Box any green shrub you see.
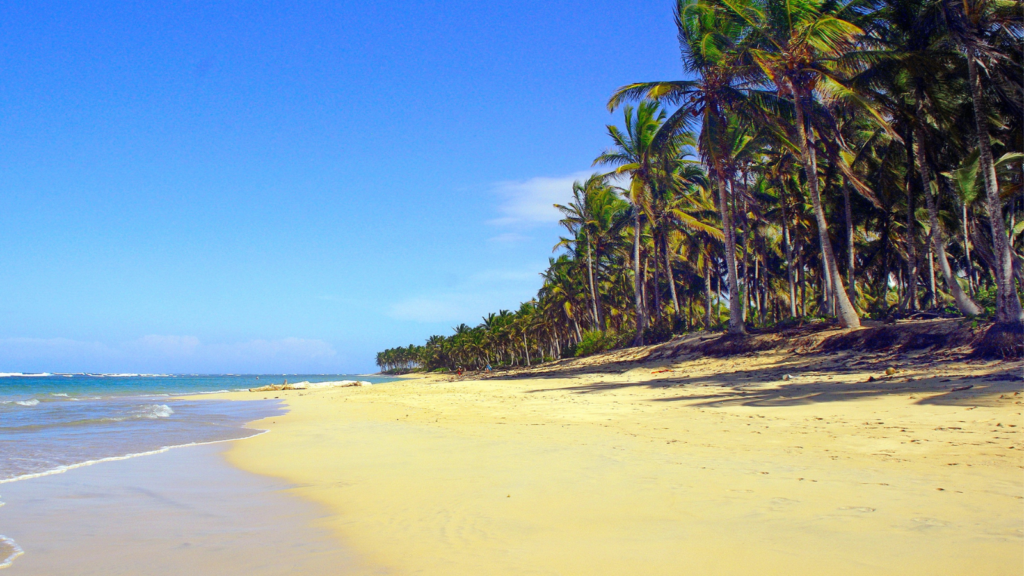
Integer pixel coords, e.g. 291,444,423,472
575,330,617,357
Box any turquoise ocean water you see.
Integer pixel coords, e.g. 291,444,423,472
0,374,396,484
0,373,396,570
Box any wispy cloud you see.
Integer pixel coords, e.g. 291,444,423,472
387,268,544,324
488,171,597,227
389,170,612,324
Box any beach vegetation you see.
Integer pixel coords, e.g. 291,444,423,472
377,0,1023,372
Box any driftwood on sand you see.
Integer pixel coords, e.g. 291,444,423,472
249,380,372,392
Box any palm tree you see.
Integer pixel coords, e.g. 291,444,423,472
554,174,626,330
650,148,724,320
857,0,985,315
378,0,1023,368
723,0,871,328
608,0,754,334
939,0,1023,324
594,101,670,343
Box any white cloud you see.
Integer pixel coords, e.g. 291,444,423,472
387,267,544,324
488,170,597,227
388,169,617,325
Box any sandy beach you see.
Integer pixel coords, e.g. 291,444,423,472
201,325,1023,576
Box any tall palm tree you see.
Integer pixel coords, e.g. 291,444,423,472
856,0,985,315
594,101,670,343
724,0,871,328
554,174,626,330
651,151,724,319
608,0,754,334
939,0,1023,324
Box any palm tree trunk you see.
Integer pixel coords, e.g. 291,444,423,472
968,56,1024,324
798,238,807,316
522,334,531,367
716,269,724,328
754,250,762,324
713,164,746,334
913,125,983,315
704,263,713,329
632,208,647,344
665,234,680,319
903,129,920,312
782,199,797,318
963,204,975,296
928,244,937,307
735,180,749,322
642,257,649,320
792,92,860,328
842,183,856,299
652,234,662,321
586,232,603,330
820,258,831,315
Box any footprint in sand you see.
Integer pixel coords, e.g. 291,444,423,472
838,506,876,513
911,517,949,529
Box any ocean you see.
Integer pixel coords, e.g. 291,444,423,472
0,373,397,485
0,373,396,570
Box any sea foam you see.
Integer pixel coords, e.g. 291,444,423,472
137,404,174,418
0,535,24,569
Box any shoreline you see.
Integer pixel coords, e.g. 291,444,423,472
0,429,270,486
0,439,360,575
205,338,1024,575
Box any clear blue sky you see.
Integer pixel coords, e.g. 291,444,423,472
0,1,682,373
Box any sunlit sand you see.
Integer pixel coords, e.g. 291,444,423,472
205,332,1023,575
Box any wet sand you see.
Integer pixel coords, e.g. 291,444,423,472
214,349,1023,575
0,442,361,575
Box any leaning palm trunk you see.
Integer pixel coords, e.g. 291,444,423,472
967,57,1024,324
792,93,860,328
962,204,975,296
713,162,746,334
665,234,681,319
913,125,983,316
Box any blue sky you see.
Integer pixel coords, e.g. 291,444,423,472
0,1,681,373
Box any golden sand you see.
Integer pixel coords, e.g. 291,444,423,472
206,349,1023,575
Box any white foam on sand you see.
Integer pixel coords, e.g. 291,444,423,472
0,535,24,569
0,430,269,485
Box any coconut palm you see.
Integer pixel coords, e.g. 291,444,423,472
938,0,1023,324
607,0,757,334
593,101,672,343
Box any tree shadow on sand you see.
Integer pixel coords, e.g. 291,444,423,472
522,357,1022,409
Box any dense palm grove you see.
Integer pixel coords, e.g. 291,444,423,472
376,0,1022,373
